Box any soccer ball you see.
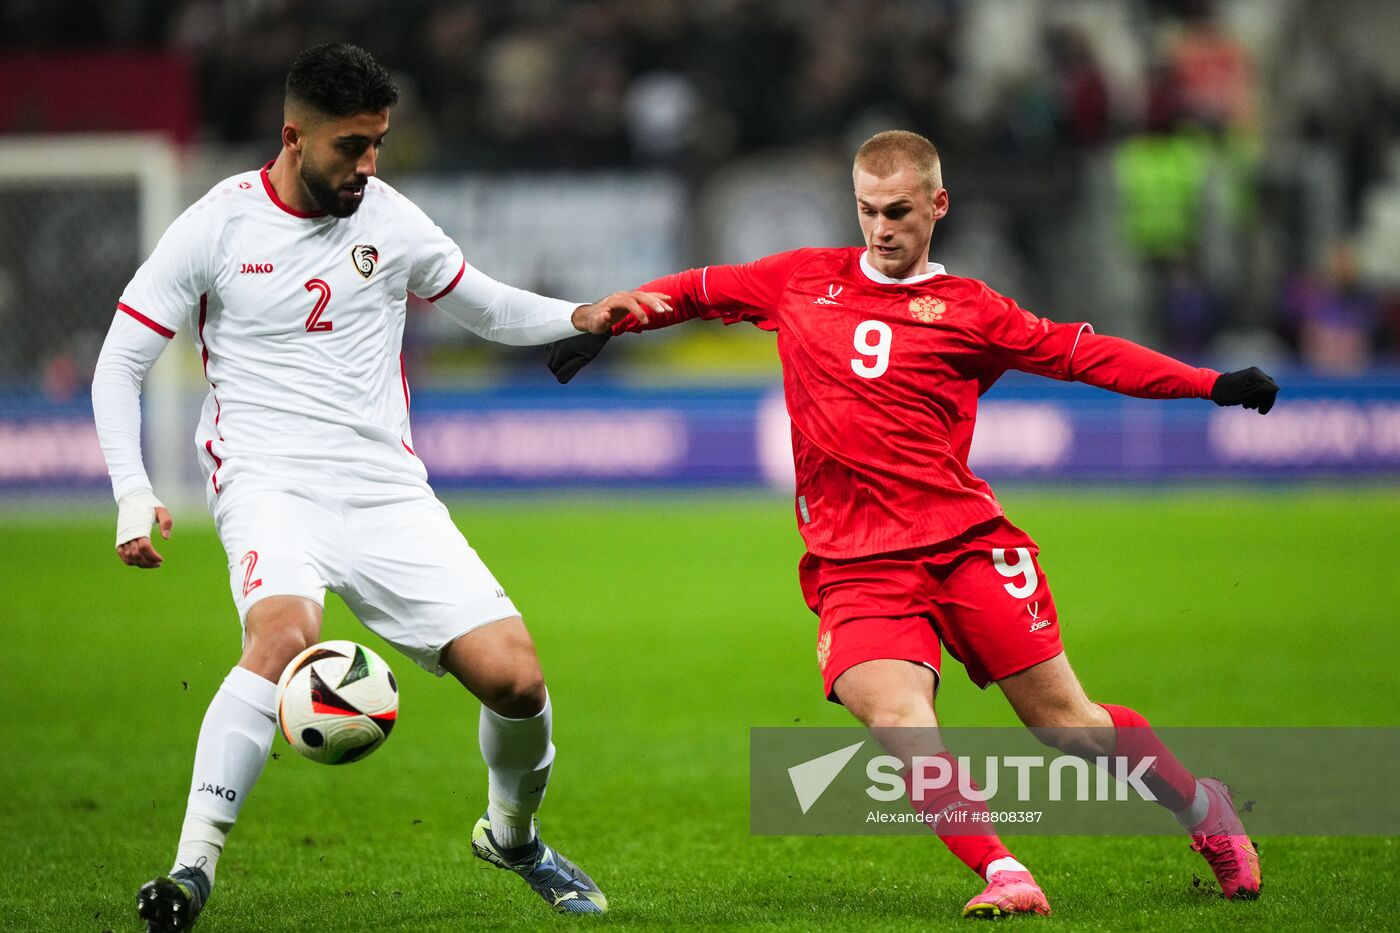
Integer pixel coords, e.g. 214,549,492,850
276,640,398,765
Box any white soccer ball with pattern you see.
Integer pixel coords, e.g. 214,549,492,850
276,640,398,765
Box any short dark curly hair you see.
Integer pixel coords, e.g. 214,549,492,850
285,43,399,118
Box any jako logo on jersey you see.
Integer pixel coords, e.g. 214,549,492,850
910,296,945,322
1027,601,1051,633
240,263,274,274
814,284,843,305
351,244,379,278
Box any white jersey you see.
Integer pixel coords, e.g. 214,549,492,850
96,162,580,503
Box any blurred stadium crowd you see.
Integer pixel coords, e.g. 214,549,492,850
4,0,1400,386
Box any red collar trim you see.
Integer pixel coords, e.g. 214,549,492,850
260,160,327,218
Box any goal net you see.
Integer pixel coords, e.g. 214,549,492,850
0,134,200,506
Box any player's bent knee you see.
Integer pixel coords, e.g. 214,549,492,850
851,689,937,731
863,706,931,730
441,615,547,716
240,628,315,681
240,597,322,681
479,671,547,719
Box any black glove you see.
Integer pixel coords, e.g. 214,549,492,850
1210,367,1278,414
547,332,611,384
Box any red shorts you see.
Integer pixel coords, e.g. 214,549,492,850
799,517,1063,701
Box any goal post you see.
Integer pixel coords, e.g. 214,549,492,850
0,134,199,508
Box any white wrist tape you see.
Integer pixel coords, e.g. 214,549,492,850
116,489,165,546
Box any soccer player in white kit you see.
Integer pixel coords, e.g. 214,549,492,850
91,44,668,931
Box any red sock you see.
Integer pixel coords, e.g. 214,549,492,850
1099,703,1197,812
905,753,1013,878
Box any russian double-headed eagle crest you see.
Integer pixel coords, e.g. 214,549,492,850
909,295,945,323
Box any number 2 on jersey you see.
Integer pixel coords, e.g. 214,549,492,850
851,320,892,378
304,278,333,332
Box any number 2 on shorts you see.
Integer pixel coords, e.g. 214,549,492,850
240,550,263,598
992,547,1038,598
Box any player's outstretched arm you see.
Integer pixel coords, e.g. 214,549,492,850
548,271,701,383
91,312,177,568
547,255,800,383
548,290,675,383
570,290,671,334
1067,332,1279,413
430,260,670,347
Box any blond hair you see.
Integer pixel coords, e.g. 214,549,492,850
853,130,943,192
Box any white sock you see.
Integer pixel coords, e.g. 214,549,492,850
1173,780,1211,830
985,857,1029,880
171,666,277,883
478,691,554,851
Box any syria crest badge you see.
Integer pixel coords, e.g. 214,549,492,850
909,295,945,323
816,631,832,673
350,244,379,279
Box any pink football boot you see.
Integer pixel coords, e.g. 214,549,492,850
1188,777,1262,900
962,870,1051,919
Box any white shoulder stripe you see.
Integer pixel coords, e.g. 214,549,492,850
1068,322,1094,369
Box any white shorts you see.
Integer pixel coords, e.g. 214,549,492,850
213,484,519,674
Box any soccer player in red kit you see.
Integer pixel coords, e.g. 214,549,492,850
549,131,1274,917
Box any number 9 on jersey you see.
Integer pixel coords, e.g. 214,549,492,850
852,320,892,378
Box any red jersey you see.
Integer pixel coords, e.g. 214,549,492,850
621,247,1218,558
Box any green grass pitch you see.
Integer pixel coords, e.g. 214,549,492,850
1,489,1397,931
